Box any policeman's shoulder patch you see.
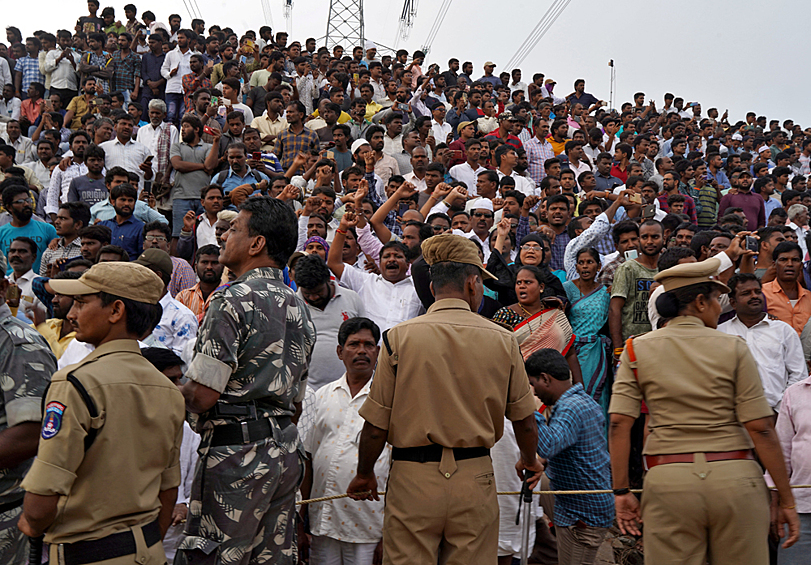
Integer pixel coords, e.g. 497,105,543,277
42,401,66,440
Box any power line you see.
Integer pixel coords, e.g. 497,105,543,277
260,0,275,28
505,0,573,69
422,0,453,54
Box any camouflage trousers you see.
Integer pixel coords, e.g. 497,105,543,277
177,436,304,565
0,505,26,565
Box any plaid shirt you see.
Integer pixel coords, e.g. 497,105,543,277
14,56,45,93
39,237,82,276
275,126,319,174
176,282,206,320
525,136,555,185
181,72,212,116
597,255,625,288
549,230,571,271
83,50,112,93
536,384,614,527
169,256,197,298
364,171,402,237
111,50,141,92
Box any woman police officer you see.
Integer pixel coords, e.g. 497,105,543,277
607,249,800,564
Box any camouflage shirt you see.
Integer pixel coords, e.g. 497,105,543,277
0,304,56,500
186,267,316,439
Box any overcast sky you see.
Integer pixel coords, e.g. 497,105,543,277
10,0,810,127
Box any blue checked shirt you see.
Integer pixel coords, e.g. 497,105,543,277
364,171,402,237
536,384,614,527
549,231,571,271
14,56,45,93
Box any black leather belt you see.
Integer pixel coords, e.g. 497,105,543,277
62,519,161,565
210,416,293,447
392,445,490,463
0,496,23,514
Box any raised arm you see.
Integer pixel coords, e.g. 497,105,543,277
326,211,358,280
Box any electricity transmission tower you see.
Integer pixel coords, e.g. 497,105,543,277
325,0,365,50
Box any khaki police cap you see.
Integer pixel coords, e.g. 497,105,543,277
48,262,165,304
457,120,475,134
654,256,730,293
421,233,496,280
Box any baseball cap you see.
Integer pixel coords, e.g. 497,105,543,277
498,110,517,121
48,262,165,304
421,233,495,280
135,248,173,281
483,61,496,68
544,78,556,85
457,120,475,134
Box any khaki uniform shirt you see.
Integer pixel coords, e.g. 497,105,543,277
359,298,537,449
22,339,185,544
609,316,774,455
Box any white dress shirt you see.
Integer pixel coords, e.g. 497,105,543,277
339,268,424,334
303,374,391,543
136,121,179,180
430,119,452,144
195,214,218,247
403,171,427,193
161,46,192,94
717,315,806,410
99,137,153,192
449,162,486,196
0,58,11,92
497,170,537,197
43,48,80,90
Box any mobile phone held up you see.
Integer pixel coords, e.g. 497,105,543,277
204,125,216,135
745,236,758,253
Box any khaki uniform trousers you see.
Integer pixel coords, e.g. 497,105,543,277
641,454,770,565
49,525,166,565
382,451,498,565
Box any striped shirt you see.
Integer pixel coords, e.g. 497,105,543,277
169,256,197,298
46,162,89,216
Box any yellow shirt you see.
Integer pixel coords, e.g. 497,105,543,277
365,101,383,121
36,318,75,359
66,95,91,130
250,114,289,152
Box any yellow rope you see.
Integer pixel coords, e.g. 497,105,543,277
297,485,811,505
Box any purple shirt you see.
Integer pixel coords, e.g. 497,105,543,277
718,191,766,230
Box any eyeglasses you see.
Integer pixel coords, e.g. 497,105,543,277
520,245,543,251
145,235,168,242
471,212,493,219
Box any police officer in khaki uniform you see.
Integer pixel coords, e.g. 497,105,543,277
608,255,801,564
18,262,186,565
347,233,543,565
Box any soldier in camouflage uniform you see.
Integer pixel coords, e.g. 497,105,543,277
0,281,57,564
179,196,316,565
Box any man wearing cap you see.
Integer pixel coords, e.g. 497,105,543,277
484,110,524,151
465,198,496,262
136,248,199,357
478,62,501,88
609,256,800,564
447,120,476,167
19,262,185,565
347,233,542,565
177,196,316,564
540,79,566,105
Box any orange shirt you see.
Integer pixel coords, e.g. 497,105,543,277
762,279,811,335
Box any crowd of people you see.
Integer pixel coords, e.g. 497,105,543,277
0,2,810,565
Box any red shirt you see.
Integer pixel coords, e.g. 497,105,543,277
484,129,523,151
611,163,628,183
